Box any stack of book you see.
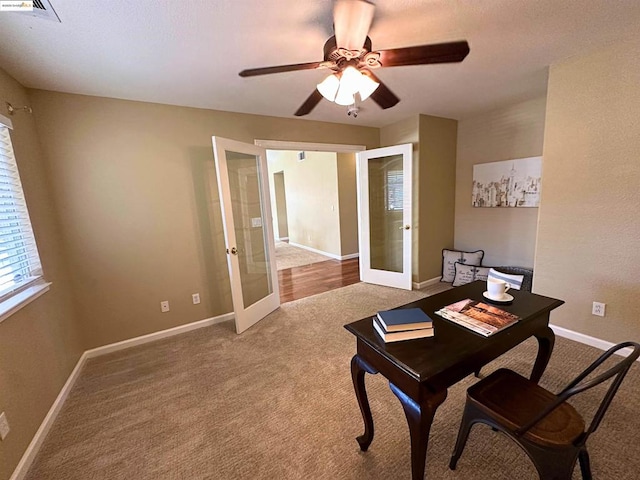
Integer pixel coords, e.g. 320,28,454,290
373,308,434,342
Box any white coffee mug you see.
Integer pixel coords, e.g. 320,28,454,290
487,278,510,299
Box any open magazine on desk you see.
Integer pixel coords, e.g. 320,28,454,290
435,298,521,337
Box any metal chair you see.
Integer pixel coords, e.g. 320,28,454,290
449,341,640,479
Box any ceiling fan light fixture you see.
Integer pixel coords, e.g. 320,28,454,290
358,71,379,101
317,74,340,101
339,66,363,96
334,85,355,106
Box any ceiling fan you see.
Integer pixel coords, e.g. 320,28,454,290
239,0,470,117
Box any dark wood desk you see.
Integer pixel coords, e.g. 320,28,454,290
344,281,564,480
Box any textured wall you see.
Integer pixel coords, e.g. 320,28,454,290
455,97,546,268
266,150,341,256
28,90,379,349
535,37,640,341
0,70,83,480
336,152,359,256
419,114,457,279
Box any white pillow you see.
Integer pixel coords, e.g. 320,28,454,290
441,249,484,283
453,263,491,287
488,268,524,290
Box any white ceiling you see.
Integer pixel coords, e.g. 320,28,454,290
0,0,639,128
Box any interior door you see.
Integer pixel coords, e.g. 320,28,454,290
357,143,413,290
211,136,280,333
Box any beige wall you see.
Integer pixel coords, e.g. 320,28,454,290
336,152,359,256
31,91,378,348
418,114,457,279
455,97,546,268
28,89,379,349
272,172,288,239
266,150,342,256
0,71,83,480
535,37,640,341
380,115,458,283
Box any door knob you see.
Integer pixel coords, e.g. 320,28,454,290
399,225,411,230
226,247,238,255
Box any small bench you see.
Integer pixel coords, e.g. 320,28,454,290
493,266,534,292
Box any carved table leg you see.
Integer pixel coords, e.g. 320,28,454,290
390,383,447,480
531,326,555,383
350,354,378,451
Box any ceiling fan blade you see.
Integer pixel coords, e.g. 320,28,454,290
333,0,375,50
378,40,470,67
363,70,400,109
294,90,324,116
239,61,322,77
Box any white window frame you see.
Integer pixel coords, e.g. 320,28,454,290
0,113,50,323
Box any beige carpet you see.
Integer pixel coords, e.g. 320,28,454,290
25,283,640,480
275,241,333,270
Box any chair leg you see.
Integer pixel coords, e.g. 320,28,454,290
578,448,592,480
449,407,476,470
522,441,580,480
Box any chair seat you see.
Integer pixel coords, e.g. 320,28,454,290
468,368,585,448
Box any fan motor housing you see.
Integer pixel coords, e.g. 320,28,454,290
323,35,373,63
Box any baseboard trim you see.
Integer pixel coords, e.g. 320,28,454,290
10,350,88,480
9,312,235,480
550,324,639,361
289,242,350,260
84,313,235,358
340,252,360,261
412,276,442,290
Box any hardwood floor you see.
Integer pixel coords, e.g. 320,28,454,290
278,258,360,303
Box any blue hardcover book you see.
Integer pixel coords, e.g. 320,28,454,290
376,308,433,332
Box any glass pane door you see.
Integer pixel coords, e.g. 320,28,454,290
212,137,280,333
225,151,273,308
368,154,404,273
357,144,412,290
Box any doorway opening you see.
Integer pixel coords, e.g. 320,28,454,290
258,140,364,303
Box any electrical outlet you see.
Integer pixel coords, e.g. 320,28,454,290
192,293,200,305
160,301,170,313
0,412,10,441
592,302,606,317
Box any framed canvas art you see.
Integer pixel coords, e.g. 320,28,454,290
472,156,542,207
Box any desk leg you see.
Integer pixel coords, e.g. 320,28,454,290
350,355,378,451
390,383,447,480
531,326,555,383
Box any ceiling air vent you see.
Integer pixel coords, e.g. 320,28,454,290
19,0,61,22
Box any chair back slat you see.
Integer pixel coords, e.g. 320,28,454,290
516,342,640,441
583,344,639,437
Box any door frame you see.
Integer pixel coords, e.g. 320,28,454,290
255,139,416,289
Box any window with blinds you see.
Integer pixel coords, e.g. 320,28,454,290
386,169,403,211
0,119,44,303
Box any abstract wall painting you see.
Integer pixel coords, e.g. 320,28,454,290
472,156,542,208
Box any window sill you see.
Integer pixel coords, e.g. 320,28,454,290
0,282,52,324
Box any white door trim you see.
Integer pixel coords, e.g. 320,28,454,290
254,139,366,153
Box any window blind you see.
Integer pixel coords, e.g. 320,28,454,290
0,123,43,302
386,169,403,211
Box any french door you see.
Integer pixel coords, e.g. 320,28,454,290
211,137,280,333
357,144,413,290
